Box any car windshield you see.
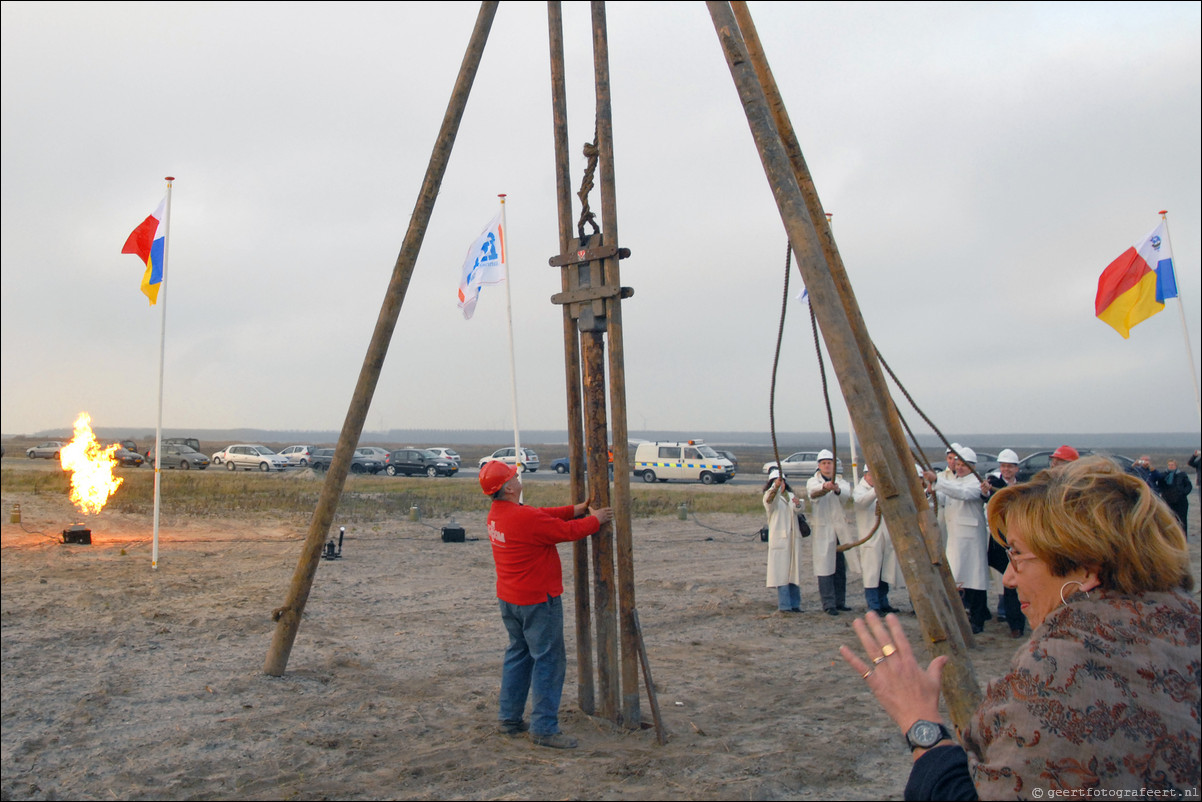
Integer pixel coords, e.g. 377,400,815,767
419,450,439,459
445,450,459,456
697,445,720,458
252,446,275,455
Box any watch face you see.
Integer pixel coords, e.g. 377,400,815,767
909,720,943,748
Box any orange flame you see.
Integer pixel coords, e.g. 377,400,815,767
59,413,123,515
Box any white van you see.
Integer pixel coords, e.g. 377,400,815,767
633,440,736,485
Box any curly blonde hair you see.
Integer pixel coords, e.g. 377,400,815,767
987,456,1193,594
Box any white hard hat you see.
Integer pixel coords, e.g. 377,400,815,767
998,448,1019,464
817,449,834,461
946,442,962,455
956,446,978,464
768,467,782,480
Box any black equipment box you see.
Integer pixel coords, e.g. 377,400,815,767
63,525,92,545
441,525,465,543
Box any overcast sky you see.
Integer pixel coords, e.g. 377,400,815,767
2,1,1199,441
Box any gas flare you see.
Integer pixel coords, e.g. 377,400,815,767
59,413,123,515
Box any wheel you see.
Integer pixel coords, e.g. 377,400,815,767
700,472,715,485
259,462,270,472
180,461,190,470
226,460,236,471
386,465,398,476
212,456,222,465
351,463,364,474
426,466,438,478
27,451,35,459
642,470,657,483
555,464,568,474
299,459,308,467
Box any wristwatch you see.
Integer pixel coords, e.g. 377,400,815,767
905,719,952,751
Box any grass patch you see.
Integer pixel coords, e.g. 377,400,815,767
2,467,766,522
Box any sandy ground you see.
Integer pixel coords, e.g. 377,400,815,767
2,481,1199,801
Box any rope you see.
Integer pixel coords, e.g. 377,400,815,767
808,295,838,461
576,130,600,240
768,241,792,473
875,346,982,483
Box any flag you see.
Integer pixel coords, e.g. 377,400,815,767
121,197,167,305
457,212,506,320
1095,221,1176,338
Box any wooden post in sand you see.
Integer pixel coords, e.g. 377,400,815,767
545,0,642,729
708,1,983,732
263,1,499,677
547,1,595,716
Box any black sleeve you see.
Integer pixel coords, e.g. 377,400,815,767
904,745,978,801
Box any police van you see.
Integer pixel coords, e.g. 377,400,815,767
633,440,736,485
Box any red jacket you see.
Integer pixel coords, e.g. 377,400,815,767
486,501,599,605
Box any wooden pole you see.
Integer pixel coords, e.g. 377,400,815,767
709,1,982,731
263,1,499,677
546,0,595,716
590,0,641,729
724,5,974,647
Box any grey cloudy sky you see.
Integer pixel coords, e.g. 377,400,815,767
2,1,1199,440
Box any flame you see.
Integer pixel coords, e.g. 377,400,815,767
59,413,123,515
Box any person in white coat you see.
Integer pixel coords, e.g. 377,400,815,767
924,446,990,633
807,450,857,615
852,466,902,614
763,468,805,612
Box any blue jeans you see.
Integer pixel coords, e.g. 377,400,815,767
776,583,801,611
498,594,566,737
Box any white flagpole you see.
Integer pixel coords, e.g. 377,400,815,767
498,194,524,476
1159,210,1201,423
152,176,174,569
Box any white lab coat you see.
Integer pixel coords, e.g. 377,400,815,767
935,473,990,591
764,485,804,588
806,472,859,577
852,477,902,589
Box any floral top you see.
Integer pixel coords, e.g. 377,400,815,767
963,589,1201,799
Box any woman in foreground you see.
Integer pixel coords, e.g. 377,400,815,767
841,457,1200,799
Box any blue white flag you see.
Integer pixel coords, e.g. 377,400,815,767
457,212,506,320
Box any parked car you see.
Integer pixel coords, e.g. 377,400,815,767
384,448,458,477
113,446,145,467
278,445,317,467
151,444,210,470
26,441,66,460
549,452,614,476
761,451,844,478
427,447,461,467
213,444,288,472
1014,449,1091,483
714,450,739,474
310,448,380,474
479,447,540,472
164,437,201,453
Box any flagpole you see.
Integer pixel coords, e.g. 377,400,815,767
498,194,524,477
1159,210,1201,423
152,176,174,569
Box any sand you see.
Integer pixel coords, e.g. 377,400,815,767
2,480,1198,801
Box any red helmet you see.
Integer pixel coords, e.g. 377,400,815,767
1051,445,1079,462
479,460,519,495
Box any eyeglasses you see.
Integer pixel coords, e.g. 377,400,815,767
1005,546,1040,572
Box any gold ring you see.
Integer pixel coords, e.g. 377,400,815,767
861,668,874,679
872,655,887,665
881,643,898,657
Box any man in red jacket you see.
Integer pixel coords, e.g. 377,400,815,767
480,460,613,749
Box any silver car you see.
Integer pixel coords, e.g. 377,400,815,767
215,444,289,472
26,441,66,459
278,445,317,467
761,451,845,478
